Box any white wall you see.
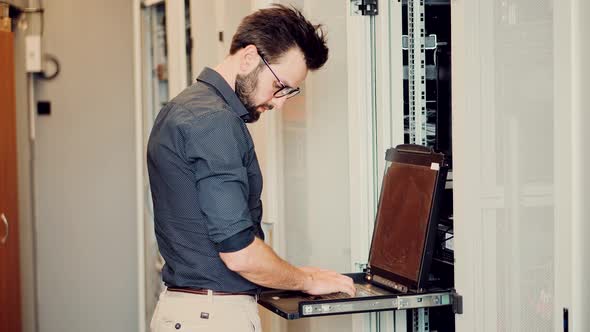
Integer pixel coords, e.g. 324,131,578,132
190,0,219,77
16,1,139,331
190,0,252,77
279,0,353,331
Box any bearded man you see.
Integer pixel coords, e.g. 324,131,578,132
146,5,355,332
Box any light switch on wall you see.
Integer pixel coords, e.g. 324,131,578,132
25,35,42,73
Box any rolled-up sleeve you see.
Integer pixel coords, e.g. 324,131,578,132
185,110,255,252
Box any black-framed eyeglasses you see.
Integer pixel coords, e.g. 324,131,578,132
259,54,301,99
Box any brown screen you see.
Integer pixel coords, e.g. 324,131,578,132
369,162,437,283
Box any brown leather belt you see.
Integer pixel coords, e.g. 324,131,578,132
167,287,255,297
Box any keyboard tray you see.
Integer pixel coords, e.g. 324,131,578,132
258,273,461,319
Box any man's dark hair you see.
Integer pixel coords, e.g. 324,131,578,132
229,4,329,70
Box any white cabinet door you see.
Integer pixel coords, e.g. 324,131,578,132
450,0,590,330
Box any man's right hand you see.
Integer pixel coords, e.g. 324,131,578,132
300,266,356,297
220,238,357,296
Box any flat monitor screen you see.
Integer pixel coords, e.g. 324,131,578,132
368,161,438,286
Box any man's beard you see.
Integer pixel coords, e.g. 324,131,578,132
235,65,272,123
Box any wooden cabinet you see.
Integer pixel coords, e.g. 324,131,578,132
0,30,22,332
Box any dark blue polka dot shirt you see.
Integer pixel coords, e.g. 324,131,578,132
147,67,264,293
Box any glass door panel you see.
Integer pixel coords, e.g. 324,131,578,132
452,1,555,331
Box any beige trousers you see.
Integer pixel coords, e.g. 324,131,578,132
150,288,262,332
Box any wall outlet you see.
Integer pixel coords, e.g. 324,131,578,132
25,35,42,73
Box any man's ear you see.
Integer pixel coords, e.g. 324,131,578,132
238,44,260,75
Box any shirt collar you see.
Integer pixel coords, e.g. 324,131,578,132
196,67,253,122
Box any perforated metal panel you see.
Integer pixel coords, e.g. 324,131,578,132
454,0,556,331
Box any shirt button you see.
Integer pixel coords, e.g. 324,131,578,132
175,322,181,329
